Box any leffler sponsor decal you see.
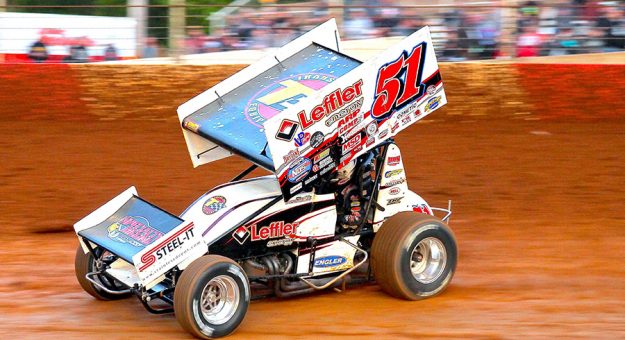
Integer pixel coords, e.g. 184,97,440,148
314,255,347,268
232,221,299,245
108,216,163,247
296,79,363,130
371,43,427,120
137,222,195,272
202,196,227,215
287,157,312,183
387,156,401,166
385,169,404,178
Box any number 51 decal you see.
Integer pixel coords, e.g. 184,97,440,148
371,42,427,120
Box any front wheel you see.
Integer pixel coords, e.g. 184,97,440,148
371,212,457,300
74,245,132,300
174,255,250,339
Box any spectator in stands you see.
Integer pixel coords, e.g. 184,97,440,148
103,44,118,61
344,8,377,40
63,45,89,63
142,37,160,58
27,39,48,63
185,28,207,54
516,24,543,57
595,3,625,51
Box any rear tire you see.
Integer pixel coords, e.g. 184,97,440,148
174,255,250,339
74,245,131,300
371,212,457,300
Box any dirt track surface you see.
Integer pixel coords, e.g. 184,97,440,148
2,118,625,338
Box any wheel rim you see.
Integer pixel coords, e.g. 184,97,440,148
410,236,447,284
200,275,240,325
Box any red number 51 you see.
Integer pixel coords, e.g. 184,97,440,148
371,42,426,119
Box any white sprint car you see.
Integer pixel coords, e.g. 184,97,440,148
73,19,457,339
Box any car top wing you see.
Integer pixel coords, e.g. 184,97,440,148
177,19,354,170
263,27,446,200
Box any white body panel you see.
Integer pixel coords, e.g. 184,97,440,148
263,26,447,199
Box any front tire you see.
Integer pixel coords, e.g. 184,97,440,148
174,255,250,339
371,212,457,300
74,245,131,300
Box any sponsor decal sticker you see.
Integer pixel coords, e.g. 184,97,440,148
297,79,364,130
286,195,312,205
314,255,347,268
245,73,334,128
289,182,302,194
287,157,312,183
276,119,299,141
313,148,331,163
389,187,401,195
310,131,324,148
385,169,404,178
387,155,401,166
413,204,431,214
391,121,400,134
378,129,389,139
424,95,441,112
202,196,227,215
366,121,378,136
387,197,403,205
427,85,436,96
233,221,299,245
384,178,405,187
366,136,376,147
401,115,412,125
136,222,198,273
342,134,361,154
183,120,200,132
293,131,311,147
283,148,300,164
108,216,164,247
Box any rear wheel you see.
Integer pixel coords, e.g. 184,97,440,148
371,212,457,300
74,245,131,300
174,255,250,339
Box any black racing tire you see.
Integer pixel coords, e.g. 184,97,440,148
371,212,457,300
174,255,250,339
74,245,132,300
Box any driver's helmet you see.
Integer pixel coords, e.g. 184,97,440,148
337,160,356,185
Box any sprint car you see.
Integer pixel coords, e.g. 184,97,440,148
73,19,457,339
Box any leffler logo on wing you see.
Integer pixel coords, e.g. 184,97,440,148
276,119,299,142
138,222,195,272
245,73,335,128
108,216,163,247
287,157,312,183
233,221,299,245
202,196,226,215
371,42,427,120
296,80,363,130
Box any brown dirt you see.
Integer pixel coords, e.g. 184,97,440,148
1,117,625,338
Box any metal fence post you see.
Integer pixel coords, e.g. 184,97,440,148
128,0,148,59
169,0,186,59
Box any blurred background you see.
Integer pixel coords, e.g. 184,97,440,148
1,0,624,63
